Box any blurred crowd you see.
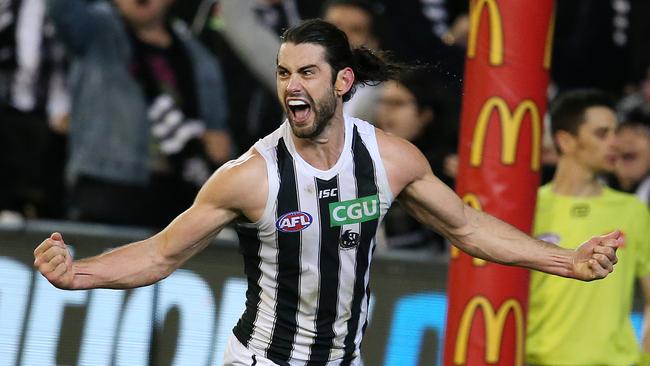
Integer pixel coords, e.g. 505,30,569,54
1,0,649,252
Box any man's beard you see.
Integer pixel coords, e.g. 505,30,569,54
289,88,337,139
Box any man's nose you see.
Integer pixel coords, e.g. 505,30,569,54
286,75,303,93
608,136,621,155
608,133,619,147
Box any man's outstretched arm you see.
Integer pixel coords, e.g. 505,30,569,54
33,150,267,290
378,130,620,281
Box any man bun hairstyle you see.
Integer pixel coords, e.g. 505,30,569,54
281,19,408,102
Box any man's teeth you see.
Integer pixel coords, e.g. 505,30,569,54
288,100,308,107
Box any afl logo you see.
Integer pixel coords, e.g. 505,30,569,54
276,211,313,232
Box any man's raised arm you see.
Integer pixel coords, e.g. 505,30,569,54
33,150,268,290
377,130,620,281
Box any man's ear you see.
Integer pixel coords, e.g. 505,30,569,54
335,67,355,96
555,130,576,155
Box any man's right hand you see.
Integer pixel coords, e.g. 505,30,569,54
34,232,75,289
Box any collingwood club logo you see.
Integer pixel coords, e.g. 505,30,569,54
339,229,360,250
329,195,379,249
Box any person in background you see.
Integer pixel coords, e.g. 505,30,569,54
379,0,466,134
373,70,455,251
47,0,231,228
609,108,650,206
618,64,650,120
202,0,299,154
0,0,68,221
526,89,650,366
551,1,630,96
322,0,378,50
322,0,383,122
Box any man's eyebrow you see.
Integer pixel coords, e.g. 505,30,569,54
297,64,319,72
276,64,320,73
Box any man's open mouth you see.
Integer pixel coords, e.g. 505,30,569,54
287,99,312,123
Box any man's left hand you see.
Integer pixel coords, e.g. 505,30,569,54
573,230,622,281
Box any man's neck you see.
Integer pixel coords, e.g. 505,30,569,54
550,157,603,197
292,114,346,171
617,177,637,192
133,22,171,48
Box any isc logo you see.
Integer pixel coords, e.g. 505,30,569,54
276,211,313,232
318,188,338,199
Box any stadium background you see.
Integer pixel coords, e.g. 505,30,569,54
0,221,645,365
2,0,650,365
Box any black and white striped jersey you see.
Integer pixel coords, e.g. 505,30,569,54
233,116,394,365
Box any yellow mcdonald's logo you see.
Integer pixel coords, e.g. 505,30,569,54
454,296,524,366
470,97,541,171
543,6,556,70
451,194,486,266
467,0,504,66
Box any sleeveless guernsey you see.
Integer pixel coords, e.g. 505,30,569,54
232,116,393,365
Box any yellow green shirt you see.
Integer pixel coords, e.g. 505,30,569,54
526,185,650,366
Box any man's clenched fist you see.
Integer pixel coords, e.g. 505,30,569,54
33,232,74,289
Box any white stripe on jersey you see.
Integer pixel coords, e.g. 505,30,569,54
330,162,360,357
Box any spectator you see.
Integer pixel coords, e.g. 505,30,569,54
377,0,465,143
609,109,650,205
322,0,379,51
322,0,384,122
550,0,639,96
217,0,299,94
618,64,650,120
526,89,650,366
203,0,299,154
373,71,455,251
0,0,68,220
625,0,650,92
47,0,230,228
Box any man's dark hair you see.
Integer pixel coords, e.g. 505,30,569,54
280,19,408,102
550,89,616,137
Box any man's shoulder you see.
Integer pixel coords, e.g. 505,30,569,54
536,184,645,207
194,149,268,217
205,149,267,196
537,183,553,194
253,122,287,155
347,115,375,134
223,149,267,176
374,127,432,188
374,128,424,159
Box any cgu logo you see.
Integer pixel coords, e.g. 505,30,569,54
276,211,313,232
329,194,380,227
